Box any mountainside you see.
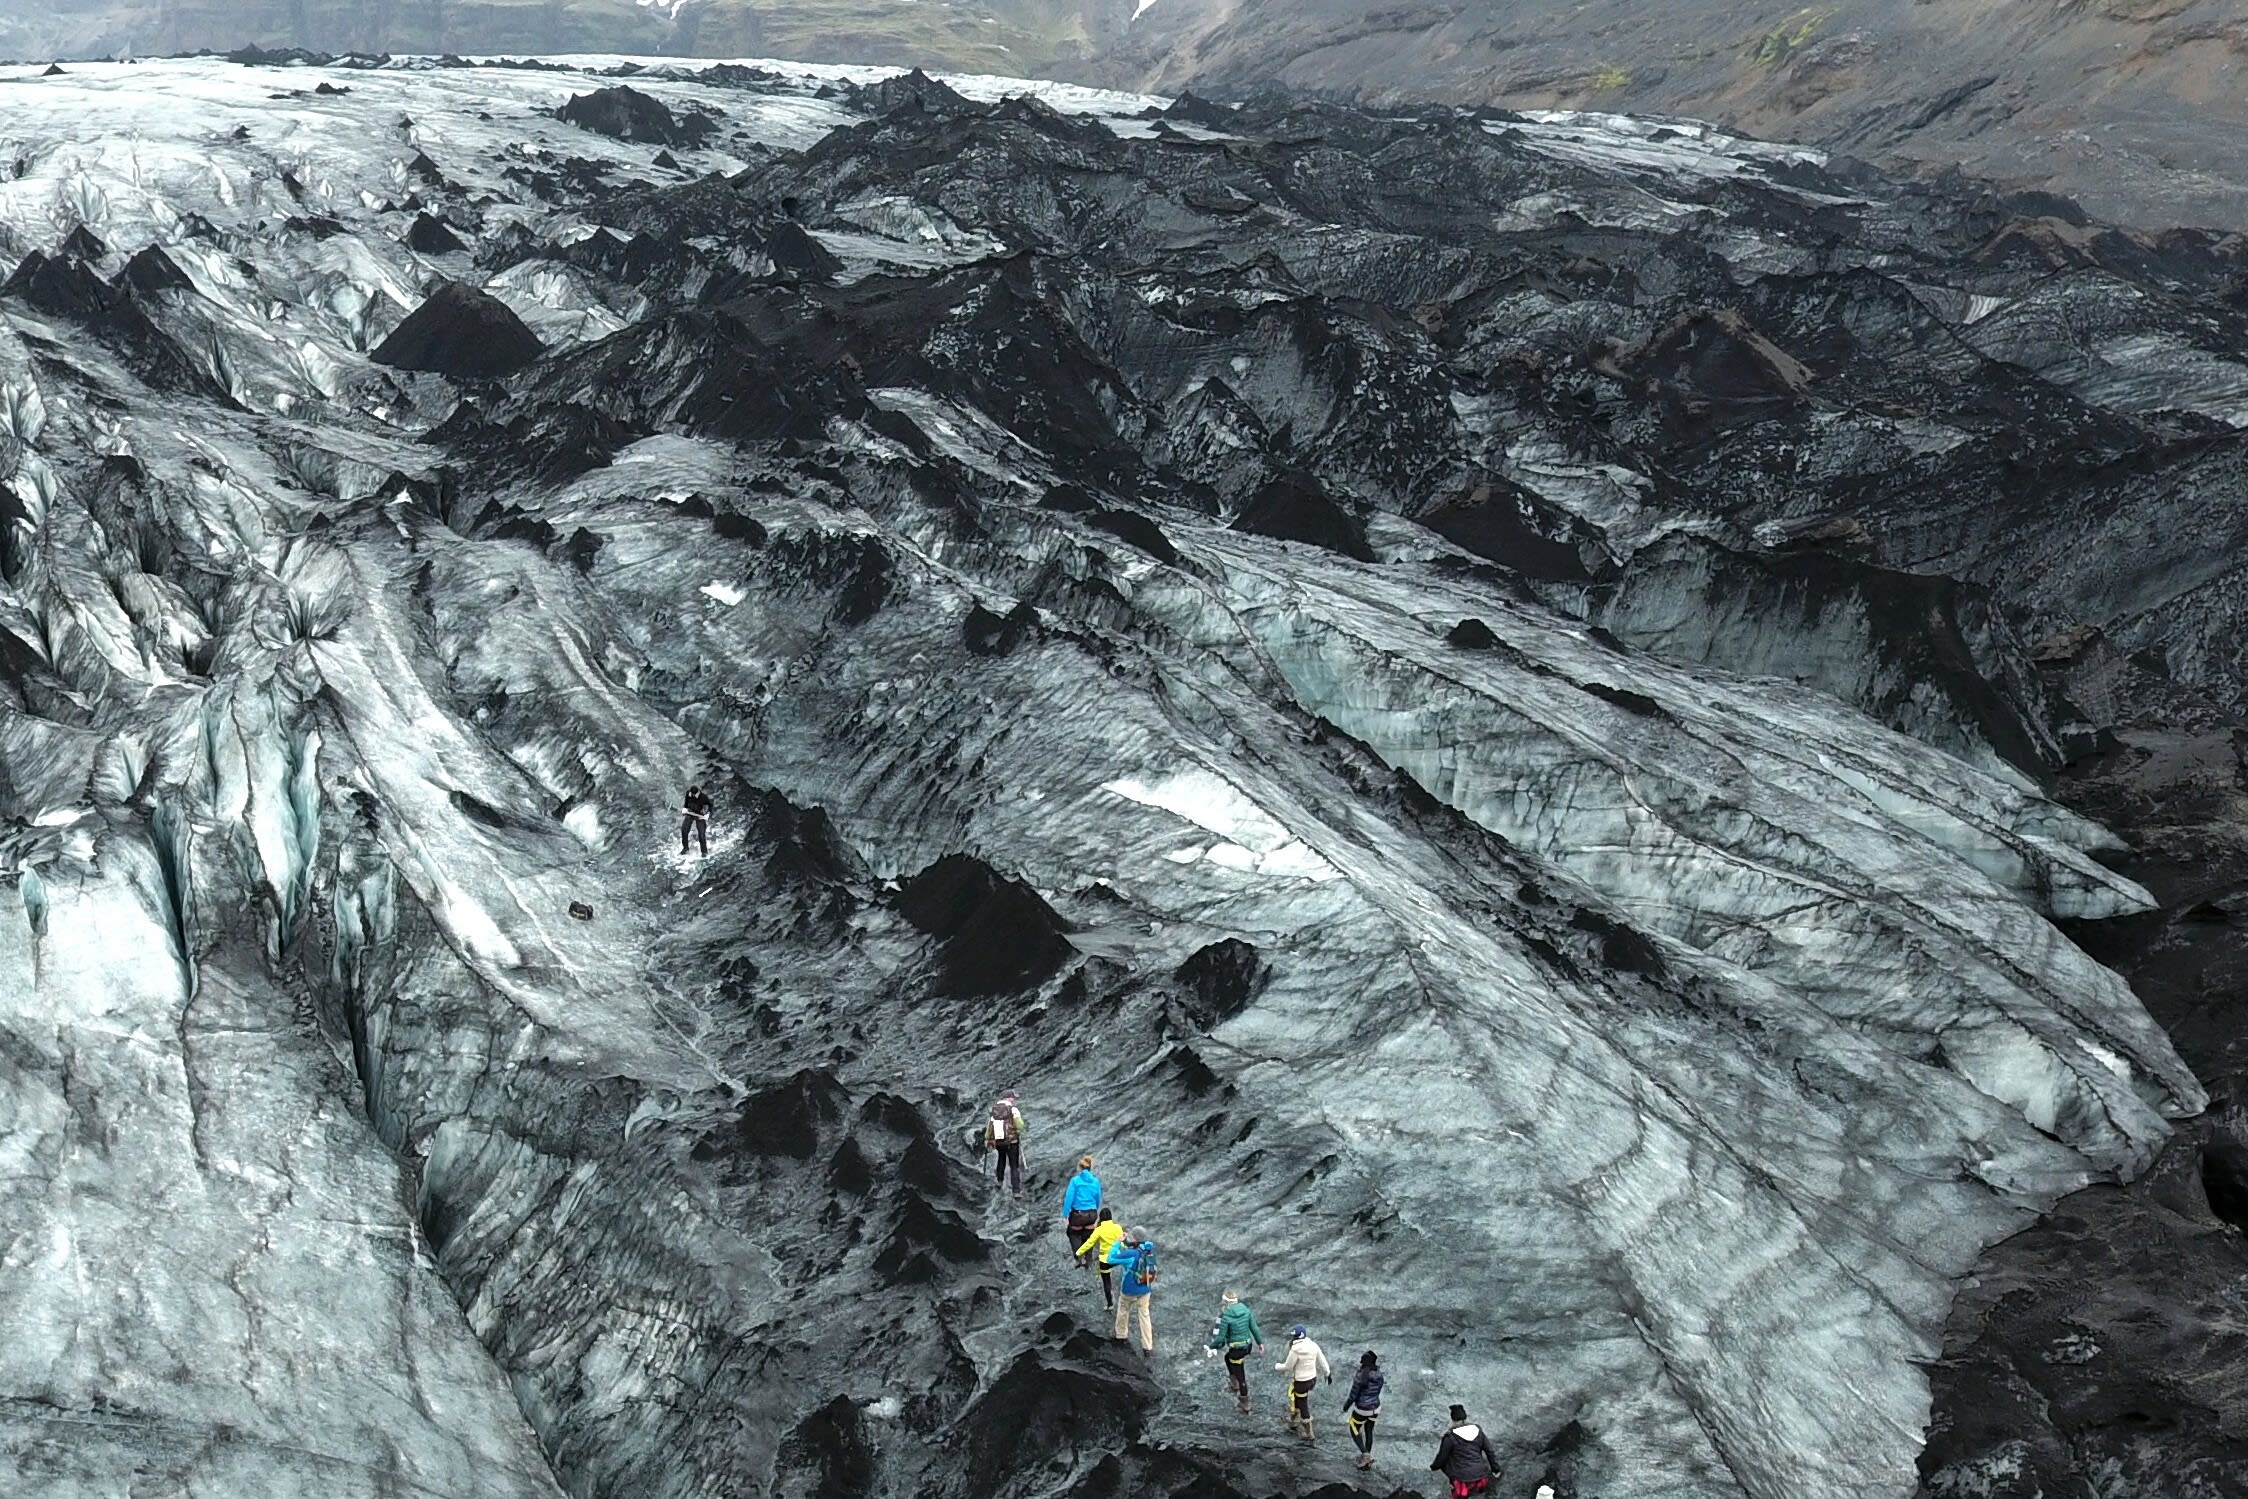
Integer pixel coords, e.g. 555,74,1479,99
9,1,2248,229
0,0,1130,83
1,52,2245,1499
1120,0,2248,234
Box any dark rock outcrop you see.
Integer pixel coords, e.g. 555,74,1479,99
119,245,193,296
557,85,717,148
1232,472,1375,562
405,213,468,254
895,854,1075,999
849,68,980,119
371,281,543,378
1173,939,1263,1030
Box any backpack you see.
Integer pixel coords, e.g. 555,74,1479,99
1131,1244,1159,1285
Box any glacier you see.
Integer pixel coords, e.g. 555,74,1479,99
0,50,2239,1499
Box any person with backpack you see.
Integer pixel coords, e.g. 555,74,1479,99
1108,1230,1158,1354
680,784,713,856
1340,1350,1385,1469
1204,1290,1265,1413
1062,1155,1103,1264
1272,1324,1331,1440
985,1091,1025,1194
1430,1405,1503,1497
1076,1208,1126,1309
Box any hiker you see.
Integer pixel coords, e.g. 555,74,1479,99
1272,1324,1330,1440
1062,1155,1103,1263
1108,1229,1158,1354
1077,1208,1125,1308
1430,1405,1503,1497
985,1091,1025,1194
680,784,712,855
1204,1290,1264,1413
1341,1350,1385,1470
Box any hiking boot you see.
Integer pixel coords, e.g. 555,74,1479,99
1235,1397,1250,1415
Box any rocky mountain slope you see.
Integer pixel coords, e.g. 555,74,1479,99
1120,0,2248,232
1,0,1131,85
10,1,2248,229
1,53,2244,1499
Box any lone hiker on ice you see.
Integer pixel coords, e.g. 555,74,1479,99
1109,1229,1158,1354
1430,1405,1503,1497
1062,1155,1103,1263
1077,1207,1125,1309
1273,1324,1331,1439
986,1091,1025,1194
1340,1349,1385,1470
1204,1289,1264,1413
680,783,713,856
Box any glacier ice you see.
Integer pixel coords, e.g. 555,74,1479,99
0,50,2228,1499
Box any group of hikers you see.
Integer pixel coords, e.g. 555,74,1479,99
986,1094,1533,1496
672,799,1523,1495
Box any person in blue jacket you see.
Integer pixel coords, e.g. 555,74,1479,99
1341,1349,1385,1470
1062,1155,1103,1266
1108,1230,1158,1353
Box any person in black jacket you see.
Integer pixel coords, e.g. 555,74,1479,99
1430,1405,1502,1497
1341,1350,1384,1470
680,784,712,856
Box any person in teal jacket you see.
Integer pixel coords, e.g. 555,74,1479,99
1204,1290,1265,1413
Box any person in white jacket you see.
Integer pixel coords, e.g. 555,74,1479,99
1272,1324,1331,1439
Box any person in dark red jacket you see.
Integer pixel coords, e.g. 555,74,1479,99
1430,1405,1502,1496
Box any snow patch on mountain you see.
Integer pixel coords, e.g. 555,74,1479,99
1101,769,1342,882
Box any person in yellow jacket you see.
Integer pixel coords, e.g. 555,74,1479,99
1075,1208,1125,1310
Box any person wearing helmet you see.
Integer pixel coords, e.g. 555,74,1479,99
1272,1324,1330,1439
1204,1290,1265,1413
1430,1404,1503,1496
1340,1349,1385,1469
